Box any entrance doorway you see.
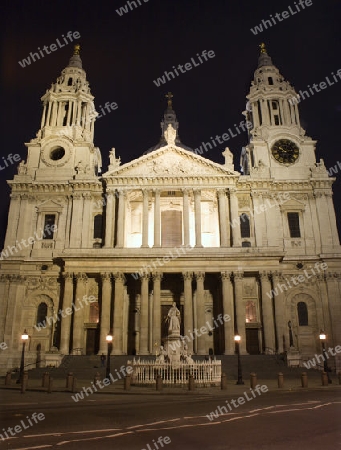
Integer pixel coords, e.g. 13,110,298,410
246,328,260,354
86,327,99,355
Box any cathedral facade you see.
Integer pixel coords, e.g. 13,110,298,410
1,45,340,374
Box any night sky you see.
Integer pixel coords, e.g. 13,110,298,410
1,0,340,248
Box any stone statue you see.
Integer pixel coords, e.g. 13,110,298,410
75,160,85,174
185,353,194,364
109,148,121,169
167,302,181,333
156,345,167,363
18,161,27,175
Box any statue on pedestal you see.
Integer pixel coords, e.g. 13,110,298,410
167,302,181,333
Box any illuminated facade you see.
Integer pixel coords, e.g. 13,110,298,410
0,45,340,373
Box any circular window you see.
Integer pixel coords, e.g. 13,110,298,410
50,147,65,161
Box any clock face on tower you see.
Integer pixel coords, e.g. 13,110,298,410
271,139,299,164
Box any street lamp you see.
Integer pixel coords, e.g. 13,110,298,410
319,330,332,384
17,330,29,384
234,333,244,385
106,332,113,380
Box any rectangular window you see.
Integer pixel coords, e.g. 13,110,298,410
287,212,300,238
43,214,56,240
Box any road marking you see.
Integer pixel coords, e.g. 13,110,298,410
24,429,122,438
12,446,52,450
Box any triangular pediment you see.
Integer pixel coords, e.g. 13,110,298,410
103,145,238,178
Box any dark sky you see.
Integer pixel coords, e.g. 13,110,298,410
1,0,341,247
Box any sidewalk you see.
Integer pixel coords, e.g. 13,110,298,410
1,371,340,406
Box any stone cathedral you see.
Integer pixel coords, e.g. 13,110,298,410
0,44,340,374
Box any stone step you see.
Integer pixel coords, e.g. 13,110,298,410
18,354,326,381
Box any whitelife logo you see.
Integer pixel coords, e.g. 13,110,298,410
18,31,81,68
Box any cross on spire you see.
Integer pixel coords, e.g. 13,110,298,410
165,92,173,108
259,43,267,54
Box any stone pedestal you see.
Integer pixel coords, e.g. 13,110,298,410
287,348,301,368
164,332,181,366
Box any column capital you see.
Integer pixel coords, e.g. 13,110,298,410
193,189,201,197
113,272,126,284
152,272,163,282
100,272,112,281
83,193,93,200
182,271,193,281
62,272,73,281
141,273,150,281
233,270,244,281
195,271,205,281
117,189,127,198
259,271,271,281
75,272,87,283
271,270,283,281
217,188,227,198
221,271,232,282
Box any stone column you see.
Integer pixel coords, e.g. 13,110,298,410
98,273,112,354
217,189,228,247
259,272,276,352
16,195,30,249
70,193,84,248
142,189,149,248
252,192,267,247
195,272,206,354
81,193,92,247
116,190,126,248
234,271,246,354
271,272,286,353
152,273,162,348
183,189,190,246
153,190,161,247
0,276,9,343
317,273,333,345
194,190,202,247
104,191,116,248
59,273,74,354
72,273,87,354
221,272,235,354
229,189,241,247
183,272,193,352
139,274,149,354
3,194,21,249
113,272,125,355
326,273,341,348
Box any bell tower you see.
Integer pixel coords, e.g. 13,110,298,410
23,44,102,181
241,43,317,180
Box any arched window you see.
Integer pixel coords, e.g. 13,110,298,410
245,301,257,323
93,214,103,239
68,77,73,86
240,214,250,238
36,303,48,326
297,302,308,326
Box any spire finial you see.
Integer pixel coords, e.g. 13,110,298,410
259,43,267,54
73,44,81,56
165,92,173,108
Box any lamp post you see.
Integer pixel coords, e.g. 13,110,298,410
17,330,29,384
234,333,244,385
319,331,332,384
106,332,113,381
